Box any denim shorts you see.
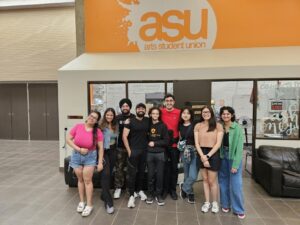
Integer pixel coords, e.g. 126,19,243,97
70,150,97,169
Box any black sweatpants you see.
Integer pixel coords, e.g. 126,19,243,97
127,148,147,196
147,152,165,197
100,149,115,207
163,147,180,193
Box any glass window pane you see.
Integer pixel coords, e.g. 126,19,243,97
128,83,165,113
212,81,253,144
167,82,173,94
256,80,300,139
89,83,126,114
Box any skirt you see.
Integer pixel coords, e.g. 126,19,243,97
199,147,221,171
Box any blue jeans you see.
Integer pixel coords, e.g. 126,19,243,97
218,149,245,214
69,150,97,169
182,150,200,195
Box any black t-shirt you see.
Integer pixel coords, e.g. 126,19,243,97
223,132,229,147
116,113,135,148
179,123,195,145
124,117,149,149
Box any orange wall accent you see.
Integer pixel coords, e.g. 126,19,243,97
85,0,300,52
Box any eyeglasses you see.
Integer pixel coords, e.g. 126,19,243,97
89,114,98,120
202,111,211,114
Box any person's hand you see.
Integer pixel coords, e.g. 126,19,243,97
203,161,211,168
80,148,89,155
127,150,131,157
148,141,154,147
231,168,237,174
124,119,130,124
201,155,208,163
97,162,103,172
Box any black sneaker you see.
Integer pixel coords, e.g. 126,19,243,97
162,191,168,200
146,195,154,204
170,190,178,200
179,183,187,199
156,196,165,206
187,194,195,204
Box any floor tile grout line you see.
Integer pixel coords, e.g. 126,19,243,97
176,198,179,225
154,199,158,225
247,198,267,225
282,200,300,218
194,202,201,225
132,198,142,225
24,190,77,224
111,195,126,225
45,191,78,225
262,198,288,225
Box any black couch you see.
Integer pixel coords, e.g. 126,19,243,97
254,145,300,197
64,156,149,189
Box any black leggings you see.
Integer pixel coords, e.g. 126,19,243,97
100,147,116,207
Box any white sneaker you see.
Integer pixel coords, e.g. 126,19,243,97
76,202,86,213
106,204,114,214
201,202,211,213
127,195,135,208
81,205,93,217
138,190,147,201
114,188,121,199
211,201,219,213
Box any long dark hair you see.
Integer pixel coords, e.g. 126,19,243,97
89,111,101,147
200,105,216,132
179,107,194,126
148,107,162,122
219,106,236,122
100,108,117,132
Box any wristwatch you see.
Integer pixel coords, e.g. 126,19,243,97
206,154,210,159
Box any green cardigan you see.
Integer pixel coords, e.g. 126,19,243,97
220,121,244,169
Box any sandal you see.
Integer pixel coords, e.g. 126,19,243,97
76,202,86,213
82,205,93,217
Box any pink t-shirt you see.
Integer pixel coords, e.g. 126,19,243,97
69,123,103,151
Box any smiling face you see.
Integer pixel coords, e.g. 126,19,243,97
121,103,130,115
150,109,160,121
201,107,211,121
221,109,233,123
105,110,115,123
181,109,191,122
87,112,99,126
164,96,175,110
136,107,146,118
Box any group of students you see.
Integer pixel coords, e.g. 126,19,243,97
66,94,245,219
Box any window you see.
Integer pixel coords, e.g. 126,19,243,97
128,82,165,113
89,81,172,114
256,80,300,139
89,83,126,114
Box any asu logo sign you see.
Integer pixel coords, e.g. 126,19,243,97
118,0,217,51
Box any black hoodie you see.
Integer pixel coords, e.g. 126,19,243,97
147,121,169,153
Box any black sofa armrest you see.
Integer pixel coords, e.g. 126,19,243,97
255,158,283,196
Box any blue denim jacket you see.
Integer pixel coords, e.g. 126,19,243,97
103,127,118,149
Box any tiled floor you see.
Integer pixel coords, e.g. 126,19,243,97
0,140,299,225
